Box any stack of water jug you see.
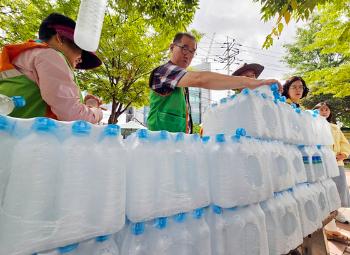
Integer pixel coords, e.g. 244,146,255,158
0,84,341,255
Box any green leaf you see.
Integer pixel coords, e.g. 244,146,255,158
290,0,298,10
278,22,284,34
284,11,291,24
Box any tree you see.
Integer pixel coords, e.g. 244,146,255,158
282,1,350,126
252,0,349,48
301,94,350,127
0,0,199,123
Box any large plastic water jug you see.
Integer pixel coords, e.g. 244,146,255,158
322,179,341,212
268,141,295,192
292,184,322,237
223,204,269,255
74,0,108,51
260,191,303,255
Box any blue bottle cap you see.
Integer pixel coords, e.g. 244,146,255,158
58,243,79,254
175,132,185,142
230,94,236,100
96,235,110,242
131,222,145,235
137,129,148,139
159,130,169,140
312,110,319,118
154,217,167,229
11,96,26,108
193,208,204,219
72,120,91,135
261,93,267,99
273,91,280,98
291,103,297,109
271,83,279,92
201,136,210,144
280,96,287,103
295,108,301,114
174,212,186,223
220,98,227,104
215,133,225,143
104,124,120,136
212,205,223,214
235,128,246,137
316,145,322,149
242,88,250,95
297,144,305,149
32,117,57,132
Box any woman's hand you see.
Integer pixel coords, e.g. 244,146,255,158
336,153,348,161
84,94,102,108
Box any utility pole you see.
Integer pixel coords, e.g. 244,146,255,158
217,36,240,97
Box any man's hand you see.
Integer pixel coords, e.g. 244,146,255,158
254,79,282,93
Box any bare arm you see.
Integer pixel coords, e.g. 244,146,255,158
178,71,281,90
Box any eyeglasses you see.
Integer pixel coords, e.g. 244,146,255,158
290,85,304,90
175,44,196,55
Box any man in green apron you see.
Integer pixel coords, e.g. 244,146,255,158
147,32,281,133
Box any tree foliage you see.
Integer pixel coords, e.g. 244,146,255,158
253,0,349,48
282,1,350,126
302,94,350,127
0,0,199,123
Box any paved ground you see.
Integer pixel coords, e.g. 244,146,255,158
328,169,350,255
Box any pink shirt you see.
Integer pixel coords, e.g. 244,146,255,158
13,48,103,124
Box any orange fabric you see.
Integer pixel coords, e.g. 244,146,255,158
0,40,57,119
0,40,48,71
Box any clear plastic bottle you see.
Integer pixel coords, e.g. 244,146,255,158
56,120,96,238
3,117,60,221
167,213,197,255
0,116,16,204
126,129,156,222
209,134,235,207
121,222,149,255
0,94,25,115
205,205,226,255
187,208,211,255
92,124,125,232
74,0,108,51
79,235,120,255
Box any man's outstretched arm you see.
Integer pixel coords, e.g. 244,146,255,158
178,71,281,91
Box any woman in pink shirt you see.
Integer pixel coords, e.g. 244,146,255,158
0,13,103,123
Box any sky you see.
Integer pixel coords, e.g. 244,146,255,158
189,0,303,103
